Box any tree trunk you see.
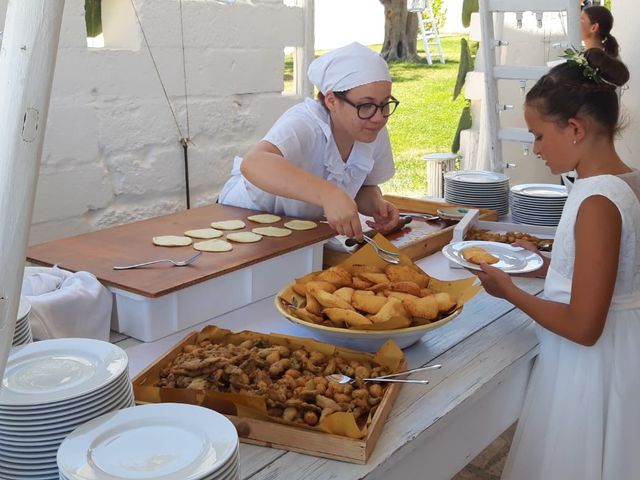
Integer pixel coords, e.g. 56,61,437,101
379,0,420,62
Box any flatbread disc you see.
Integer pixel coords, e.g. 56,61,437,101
152,235,193,247
184,228,223,239
210,220,246,230
252,227,292,238
193,239,233,252
283,220,318,231
247,214,282,224
226,232,263,243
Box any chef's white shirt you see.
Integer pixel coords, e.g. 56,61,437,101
218,97,395,219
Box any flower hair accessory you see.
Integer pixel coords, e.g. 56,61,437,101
561,47,616,86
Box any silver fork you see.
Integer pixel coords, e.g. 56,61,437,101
113,251,202,270
361,236,400,264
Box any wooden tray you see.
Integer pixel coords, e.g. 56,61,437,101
133,328,404,464
323,195,498,267
26,204,335,298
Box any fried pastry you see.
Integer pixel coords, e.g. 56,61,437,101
384,265,430,288
312,289,354,310
369,297,410,324
402,295,439,321
433,292,456,312
323,307,372,327
351,290,388,314
461,246,499,265
317,266,352,287
333,287,355,303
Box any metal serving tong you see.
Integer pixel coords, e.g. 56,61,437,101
325,364,442,385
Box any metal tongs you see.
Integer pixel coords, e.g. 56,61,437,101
399,212,441,221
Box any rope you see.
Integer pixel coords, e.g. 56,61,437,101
129,0,193,209
128,0,185,140
179,0,190,140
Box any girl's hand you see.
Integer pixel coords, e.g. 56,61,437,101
511,239,539,253
475,263,516,300
322,188,363,240
365,199,400,233
511,239,549,278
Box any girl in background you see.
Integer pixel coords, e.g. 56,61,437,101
581,6,619,57
219,42,400,241
476,49,638,480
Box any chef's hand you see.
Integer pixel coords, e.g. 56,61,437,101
365,199,400,234
322,188,363,241
475,263,516,300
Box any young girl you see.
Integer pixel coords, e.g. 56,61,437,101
218,42,400,241
475,49,637,480
580,6,619,58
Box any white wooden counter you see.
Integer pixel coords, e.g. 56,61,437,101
114,253,542,480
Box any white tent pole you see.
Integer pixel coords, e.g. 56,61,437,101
0,0,65,384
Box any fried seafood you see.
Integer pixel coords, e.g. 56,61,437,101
465,227,554,251
155,338,392,427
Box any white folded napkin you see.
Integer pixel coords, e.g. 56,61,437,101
22,266,112,341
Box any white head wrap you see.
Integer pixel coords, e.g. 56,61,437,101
307,42,391,94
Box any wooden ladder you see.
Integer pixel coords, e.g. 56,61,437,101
411,0,445,65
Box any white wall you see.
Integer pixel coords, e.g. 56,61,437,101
1,0,306,244
462,5,639,184
462,11,574,186
613,2,639,168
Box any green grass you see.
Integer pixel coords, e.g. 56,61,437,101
383,35,469,197
284,35,468,197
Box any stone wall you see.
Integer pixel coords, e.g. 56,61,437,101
1,0,305,244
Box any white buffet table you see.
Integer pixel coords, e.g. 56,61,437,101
114,253,542,480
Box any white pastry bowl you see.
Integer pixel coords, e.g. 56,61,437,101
274,287,462,352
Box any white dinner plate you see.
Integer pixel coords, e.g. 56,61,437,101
18,296,31,320
57,403,238,480
0,386,133,431
445,170,509,184
511,183,568,198
442,241,544,274
0,339,128,406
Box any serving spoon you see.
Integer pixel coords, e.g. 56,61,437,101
326,363,441,385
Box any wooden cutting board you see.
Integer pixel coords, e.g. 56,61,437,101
27,204,335,298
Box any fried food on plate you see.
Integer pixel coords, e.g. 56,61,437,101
461,246,499,265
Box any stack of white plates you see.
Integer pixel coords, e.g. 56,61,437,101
444,170,510,216
58,403,240,480
0,339,133,480
12,296,33,346
510,183,568,226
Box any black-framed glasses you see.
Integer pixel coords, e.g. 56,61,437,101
334,92,400,120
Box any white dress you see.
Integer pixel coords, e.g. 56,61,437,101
218,97,395,219
502,173,640,480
